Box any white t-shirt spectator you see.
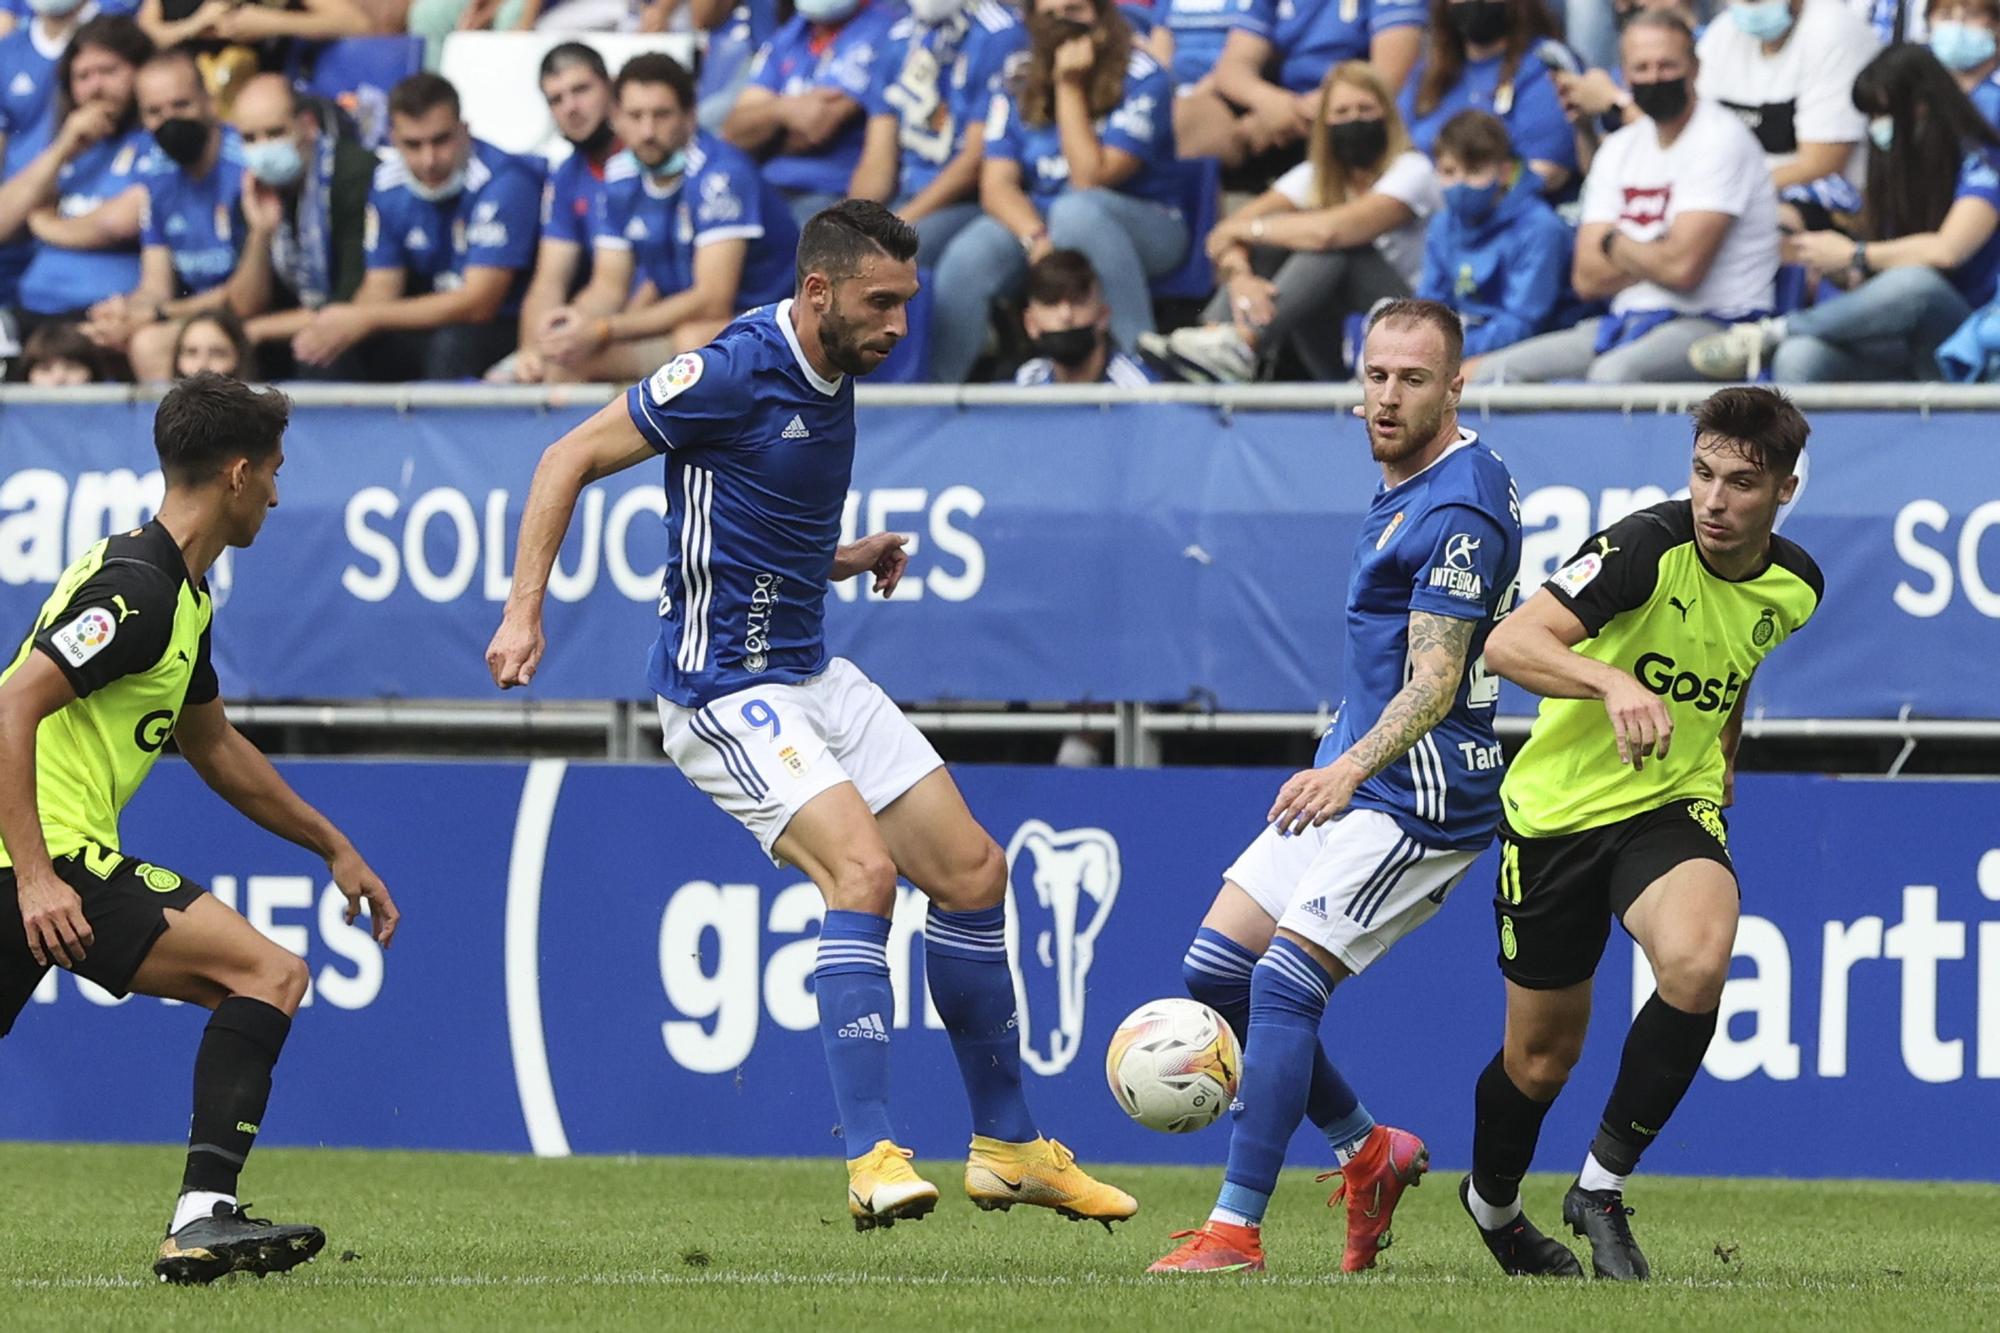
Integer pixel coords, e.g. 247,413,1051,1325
1272,150,1441,285
1581,98,1779,318
1697,0,1878,188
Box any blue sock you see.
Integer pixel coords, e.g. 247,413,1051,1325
1214,939,1334,1227
815,910,895,1159
925,904,1037,1143
1184,929,1373,1153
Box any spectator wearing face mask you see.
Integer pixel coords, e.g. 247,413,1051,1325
1012,247,1155,383
724,0,901,224
1929,0,2000,129
80,48,245,382
0,0,107,306
1471,12,1779,382
490,43,621,385
223,74,376,375
1417,109,1569,362
172,306,252,379
0,16,156,328
1401,0,1580,194
531,54,797,383
1141,60,1437,383
1696,0,1878,227
1690,44,2000,381
928,0,1184,383
290,72,544,380
1550,0,1703,177
849,0,1027,263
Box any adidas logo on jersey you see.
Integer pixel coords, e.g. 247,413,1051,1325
9,73,31,97
405,227,429,250
781,415,809,440
1300,896,1329,922
837,1013,890,1042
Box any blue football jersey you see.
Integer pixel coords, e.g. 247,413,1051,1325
624,302,857,708
0,20,63,302
18,125,154,315
594,132,798,311
748,1,900,197
141,127,247,296
1313,432,1522,851
541,147,611,295
365,138,544,315
865,0,1026,200
1229,0,1425,94
984,49,1179,212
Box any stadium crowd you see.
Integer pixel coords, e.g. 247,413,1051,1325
0,0,1995,386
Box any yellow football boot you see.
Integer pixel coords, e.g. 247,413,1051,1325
964,1135,1139,1230
846,1140,940,1232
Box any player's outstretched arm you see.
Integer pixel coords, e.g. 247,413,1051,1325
488,399,658,689
174,699,400,946
1485,589,1673,770
0,654,94,968
1269,611,1476,835
830,532,909,597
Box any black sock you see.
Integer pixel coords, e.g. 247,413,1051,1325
1471,1048,1557,1209
1589,992,1719,1178
181,997,293,1196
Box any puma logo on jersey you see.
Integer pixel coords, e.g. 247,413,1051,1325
112,595,140,622
1595,536,1619,558
1668,595,1695,622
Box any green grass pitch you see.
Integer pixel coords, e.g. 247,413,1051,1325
2,1143,1995,1330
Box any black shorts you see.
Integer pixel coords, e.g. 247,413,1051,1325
1493,799,1736,991
0,845,206,1037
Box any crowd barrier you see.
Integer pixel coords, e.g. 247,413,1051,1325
3,387,1997,720
0,760,1994,1181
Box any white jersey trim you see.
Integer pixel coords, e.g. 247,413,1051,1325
775,299,844,397
675,465,716,673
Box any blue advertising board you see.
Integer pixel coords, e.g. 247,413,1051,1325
2,402,1997,716
1,761,1995,1183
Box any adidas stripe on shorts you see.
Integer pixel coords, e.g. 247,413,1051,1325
657,656,944,865
1223,808,1479,974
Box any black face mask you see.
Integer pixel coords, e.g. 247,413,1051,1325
1032,326,1100,368
1448,0,1510,46
153,117,210,168
568,119,615,160
1630,76,1690,124
1328,118,1388,168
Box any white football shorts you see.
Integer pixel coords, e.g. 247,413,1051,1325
657,656,944,864
1223,808,1479,975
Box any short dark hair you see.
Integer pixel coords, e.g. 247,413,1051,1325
388,72,460,124
57,16,152,123
1690,386,1809,478
1025,249,1099,306
1621,9,1696,56
795,199,919,290
614,52,696,110
154,374,291,485
23,321,114,382
1366,298,1465,372
540,41,608,84
1434,109,1514,171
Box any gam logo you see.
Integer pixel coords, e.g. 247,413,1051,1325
1004,820,1120,1076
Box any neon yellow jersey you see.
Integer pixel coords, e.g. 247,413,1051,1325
1501,501,1822,839
0,521,215,867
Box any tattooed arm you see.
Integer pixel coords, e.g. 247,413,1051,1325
1268,611,1478,835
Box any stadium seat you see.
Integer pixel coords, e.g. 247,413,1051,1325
873,269,934,383
300,37,424,150
1151,157,1220,303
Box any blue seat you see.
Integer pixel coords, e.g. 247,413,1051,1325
302,37,424,149
1151,156,1220,302
873,267,935,383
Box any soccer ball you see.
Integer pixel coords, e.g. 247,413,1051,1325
1104,998,1241,1133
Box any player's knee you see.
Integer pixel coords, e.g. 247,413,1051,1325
827,852,899,916
1650,940,1731,1011
1506,1032,1583,1100
926,835,1006,913
242,947,311,1014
